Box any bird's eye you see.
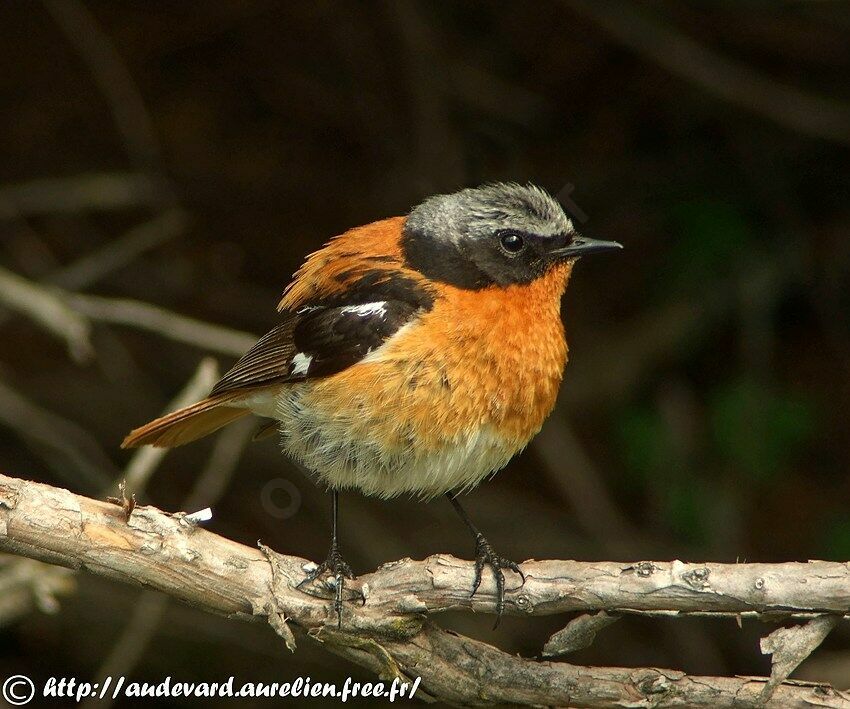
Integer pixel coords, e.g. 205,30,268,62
499,231,525,255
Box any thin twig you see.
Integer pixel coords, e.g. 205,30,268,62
0,265,94,363
0,262,252,362
0,172,171,218
65,293,256,357
0,555,74,626
41,0,163,171
48,208,188,290
0,381,114,490
0,210,188,338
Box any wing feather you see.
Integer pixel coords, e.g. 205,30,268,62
210,318,299,395
209,300,419,396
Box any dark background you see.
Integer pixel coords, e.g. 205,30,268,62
1,1,849,705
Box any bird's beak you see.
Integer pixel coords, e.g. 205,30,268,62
549,235,623,260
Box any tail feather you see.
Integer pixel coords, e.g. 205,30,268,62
121,395,249,449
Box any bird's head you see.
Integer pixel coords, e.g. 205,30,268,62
402,182,621,288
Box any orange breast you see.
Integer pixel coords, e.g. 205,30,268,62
303,262,572,454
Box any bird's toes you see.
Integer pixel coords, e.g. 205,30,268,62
296,546,359,627
467,535,524,627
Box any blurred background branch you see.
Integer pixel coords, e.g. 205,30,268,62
41,0,164,173
0,173,173,218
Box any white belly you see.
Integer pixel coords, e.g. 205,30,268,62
262,386,515,499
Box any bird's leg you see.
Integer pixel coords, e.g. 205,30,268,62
446,493,526,628
297,490,355,627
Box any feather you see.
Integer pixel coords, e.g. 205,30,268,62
121,394,249,448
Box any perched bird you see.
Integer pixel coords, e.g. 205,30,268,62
122,182,621,625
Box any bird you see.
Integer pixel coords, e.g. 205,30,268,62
122,182,622,626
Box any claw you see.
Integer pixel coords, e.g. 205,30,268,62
297,543,356,627
470,533,524,629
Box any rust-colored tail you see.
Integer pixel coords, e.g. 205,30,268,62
121,395,249,449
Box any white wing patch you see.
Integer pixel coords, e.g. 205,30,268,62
340,301,387,318
290,352,313,376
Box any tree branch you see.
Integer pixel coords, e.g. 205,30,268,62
1,472,848,707
64,293,255,357
0,172,172,217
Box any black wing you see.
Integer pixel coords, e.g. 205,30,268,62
210,300,419,396
210,316,298,395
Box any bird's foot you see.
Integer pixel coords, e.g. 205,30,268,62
470,533,526,628
297,543,356,627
